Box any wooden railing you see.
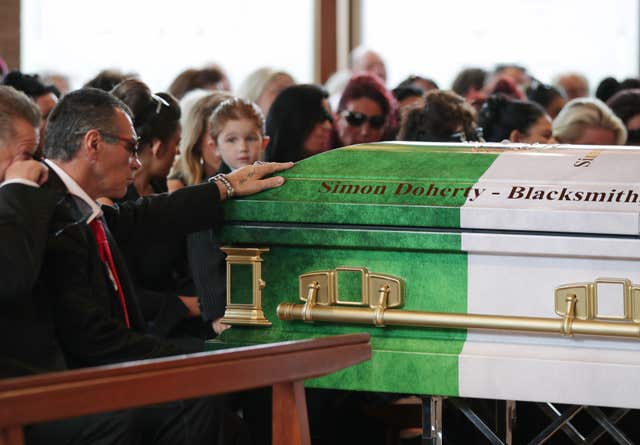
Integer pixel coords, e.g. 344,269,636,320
0,333,371,445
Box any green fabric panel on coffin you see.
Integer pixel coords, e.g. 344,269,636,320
224,144,500,228
211,143,501,396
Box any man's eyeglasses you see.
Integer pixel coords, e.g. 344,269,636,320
341,110,386,129
100,132,141,157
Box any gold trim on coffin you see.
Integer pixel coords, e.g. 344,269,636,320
278,272,640,339
220,247,271,326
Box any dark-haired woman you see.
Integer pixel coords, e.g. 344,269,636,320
478,94,554,144
526,80,566,119
105,78,208,351
265,84,334,162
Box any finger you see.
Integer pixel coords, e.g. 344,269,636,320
256,175,286,190
37,165,49,185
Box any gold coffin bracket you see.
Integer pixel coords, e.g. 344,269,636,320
220,247,271,326
278,274,640,339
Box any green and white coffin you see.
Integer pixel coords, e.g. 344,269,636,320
213,142,640,409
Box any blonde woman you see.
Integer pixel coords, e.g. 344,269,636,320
552,97,627,145
168,91,232,192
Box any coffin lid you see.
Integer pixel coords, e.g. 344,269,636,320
226,142,640,236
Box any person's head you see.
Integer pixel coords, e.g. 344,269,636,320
265,84,333,162
396,75,438,93
553,72,589,100
483,75,525,100
478,94,553,144
595,77,621,103
349,46,387,83
0,86,41,181
236,67,295,117
398,89,479,142
336,73,396,146
171,91,233,184
492,64,529,89
451,67,487,99
3,70,59,157
44,88,140,199
169,66,230,100
392,85,425,109
111,79,181,180
607,89,640,144
526,80,566,119
209,97,268,170
552,97,627,145
84,69,137,92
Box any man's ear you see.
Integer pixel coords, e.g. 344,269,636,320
83,129,102,160
261,136,270,150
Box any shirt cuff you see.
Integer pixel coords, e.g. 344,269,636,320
0,178,40,188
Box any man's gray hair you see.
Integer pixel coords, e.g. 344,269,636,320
0,85,41,148
44,87,132,161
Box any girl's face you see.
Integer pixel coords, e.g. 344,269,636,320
201,122,222,174
215,118,268,170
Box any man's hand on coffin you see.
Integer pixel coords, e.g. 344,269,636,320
224,161,294,199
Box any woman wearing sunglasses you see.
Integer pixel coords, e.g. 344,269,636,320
334,73,398,147
265,84,334,162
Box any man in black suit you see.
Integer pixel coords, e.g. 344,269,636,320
2,86,291,444
0,85,141,444
0,85,63,378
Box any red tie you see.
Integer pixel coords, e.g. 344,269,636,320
88,218,131,328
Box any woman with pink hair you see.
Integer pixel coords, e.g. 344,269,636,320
334,73,398,147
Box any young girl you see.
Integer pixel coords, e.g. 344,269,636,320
209,97,269,173
185,97,269,337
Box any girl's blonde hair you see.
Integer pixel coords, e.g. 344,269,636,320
209,97,265,142
170,92,232,186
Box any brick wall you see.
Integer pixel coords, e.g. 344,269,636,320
0,0,20,70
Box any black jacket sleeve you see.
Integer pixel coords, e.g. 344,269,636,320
0,183,59,299
104,182,225,247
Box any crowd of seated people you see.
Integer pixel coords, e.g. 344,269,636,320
3,51,640,444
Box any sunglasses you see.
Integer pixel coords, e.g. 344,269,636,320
100,132,141,157
449,127,485,143
341,110,386,129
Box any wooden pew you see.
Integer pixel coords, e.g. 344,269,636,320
0,333,371,445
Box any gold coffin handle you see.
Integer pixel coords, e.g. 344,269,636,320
278,274,640,340
555,278,640,323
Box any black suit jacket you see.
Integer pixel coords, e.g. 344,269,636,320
40,170,226,368
0,183,67,378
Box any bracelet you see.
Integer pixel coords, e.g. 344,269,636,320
209,173,234,199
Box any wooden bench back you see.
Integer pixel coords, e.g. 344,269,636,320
0,333,371,445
